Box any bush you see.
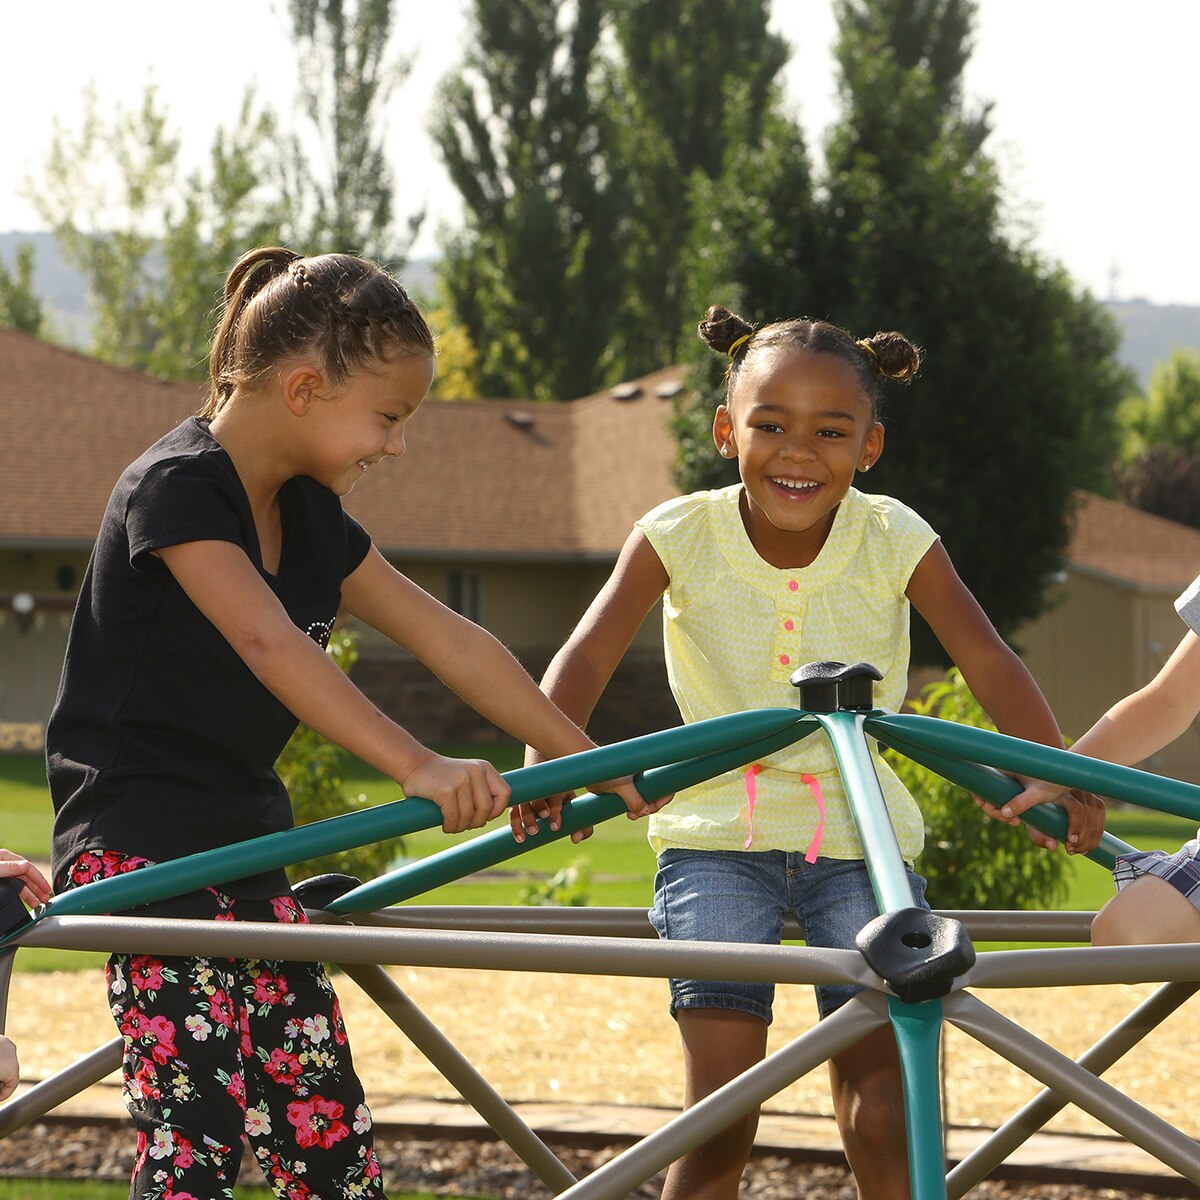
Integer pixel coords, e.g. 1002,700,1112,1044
275,629,405,886
517,857,592,907
885,669,1067,911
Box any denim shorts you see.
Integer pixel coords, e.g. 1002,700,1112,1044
648,848,929,1024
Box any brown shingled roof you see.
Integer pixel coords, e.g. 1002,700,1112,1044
0,328,681,558
7,328,1199,584
1068,490,1200,591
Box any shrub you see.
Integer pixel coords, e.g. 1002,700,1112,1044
275,629,405,886
885,669,1067,911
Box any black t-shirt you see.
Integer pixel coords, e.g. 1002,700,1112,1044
47,417,372,897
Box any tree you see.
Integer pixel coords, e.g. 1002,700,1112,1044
430,0,628,400
286,0,419,263
672,104,818,492
605,0,790,375
678,0,1131,663
26,86,288,380
1120,446,1200,531
0,242,43,335
885,670,1067,910
1119,348,1200,462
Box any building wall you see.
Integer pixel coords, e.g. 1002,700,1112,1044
1017,570,1200,784
0,549,89,742
349,556,676,745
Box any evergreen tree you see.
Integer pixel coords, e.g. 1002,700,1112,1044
818,0,1129,660
287,0,418,262
677,0,1131,663
429,0,626,400
0,243,44,336
607,0,790,375
26,86,289,380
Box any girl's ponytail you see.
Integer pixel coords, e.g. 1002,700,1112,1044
203,247,299,419
857,331,922,383
698,305,757,359
200,246,433,420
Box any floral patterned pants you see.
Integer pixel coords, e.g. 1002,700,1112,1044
66,851,385,1199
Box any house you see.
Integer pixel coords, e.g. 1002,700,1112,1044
4,327,1200,782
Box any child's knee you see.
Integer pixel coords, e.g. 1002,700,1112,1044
839,1077,907,1152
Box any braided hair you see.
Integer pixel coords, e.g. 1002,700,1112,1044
697,305,922,419
202,247,434,418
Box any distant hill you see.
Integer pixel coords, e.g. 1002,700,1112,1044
0,232,437,349
2,231,1196,390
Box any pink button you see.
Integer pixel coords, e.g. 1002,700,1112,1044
783,619,794,631
778,654,791,666
788,580,799,591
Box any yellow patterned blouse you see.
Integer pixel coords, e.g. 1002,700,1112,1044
637,484,938,862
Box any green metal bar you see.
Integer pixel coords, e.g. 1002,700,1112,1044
868,714,1200,822
817,712,918,913
870,726,1133,870
888,997,947,1200
17,708,810,938
330,719,820,913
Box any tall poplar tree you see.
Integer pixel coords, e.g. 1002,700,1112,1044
430,0,626,400
287,0,418,262
606,0,790,375
677,0,1130,661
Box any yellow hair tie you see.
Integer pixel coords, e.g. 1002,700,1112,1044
727,333,752,359
857,339,879,365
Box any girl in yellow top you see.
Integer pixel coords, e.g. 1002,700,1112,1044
514,305,1105,1200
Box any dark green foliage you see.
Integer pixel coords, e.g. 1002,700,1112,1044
676,0,1131,664
27,86,289,381
1120,445,1200,531
887,669,1067,911
286,0,418,263
0,242,44,335
606,1,790,375
430,0,627,400
276,630,405,886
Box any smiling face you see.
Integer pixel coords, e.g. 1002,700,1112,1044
300,352,436,495
713,347,883,568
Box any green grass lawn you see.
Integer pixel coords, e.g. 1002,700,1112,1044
3,749,1198,969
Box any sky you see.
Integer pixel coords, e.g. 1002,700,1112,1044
2,1,1198,306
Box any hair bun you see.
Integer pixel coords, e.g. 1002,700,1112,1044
860,331,922,382
698,305,756,357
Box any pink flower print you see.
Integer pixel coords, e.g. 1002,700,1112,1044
116,853,151,873
225,1071,246,1107
208,989,236,1029
272,895,303,923
131,1056,160,1101
252,969,290,1007
118,1008,150,1043
146,1014,178,1065
129,956,165,992
330,997,348,1046
173,1135,195,1170
70,857,102,884
365,1144,382,1180
265,1048,304,1087
215,910,236,922
238,1001,254,1058
287,1095,349,1150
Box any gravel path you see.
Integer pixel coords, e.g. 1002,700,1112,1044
0,1119,1182,1199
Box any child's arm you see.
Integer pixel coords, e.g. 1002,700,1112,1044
0,1035,19,1102
906,541,1106,854
0,850,51,909
509,529,671,842
159,540,510,834
1004,630,1200,819
340,547,655,818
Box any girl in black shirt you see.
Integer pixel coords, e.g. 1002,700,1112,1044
47,247,653,1200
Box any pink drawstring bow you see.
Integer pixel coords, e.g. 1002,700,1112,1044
743,764,826,862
